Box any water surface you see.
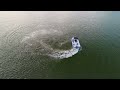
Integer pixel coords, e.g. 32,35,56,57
0,11,120,79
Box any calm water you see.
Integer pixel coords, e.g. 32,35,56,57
0,11,120,79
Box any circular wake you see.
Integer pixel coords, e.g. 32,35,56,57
21,29,82,60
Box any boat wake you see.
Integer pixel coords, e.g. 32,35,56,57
21,30,82,60
48,47,82,59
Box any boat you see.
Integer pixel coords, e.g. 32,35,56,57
71,37,81,51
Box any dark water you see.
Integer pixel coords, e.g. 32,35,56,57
0,11,120,79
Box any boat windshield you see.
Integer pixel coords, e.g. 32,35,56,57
74,37,78,39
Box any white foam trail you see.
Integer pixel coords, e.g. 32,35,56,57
48,47,82,59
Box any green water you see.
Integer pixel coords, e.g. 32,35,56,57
0,11,120,79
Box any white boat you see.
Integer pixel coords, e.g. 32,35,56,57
71,37,81,51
